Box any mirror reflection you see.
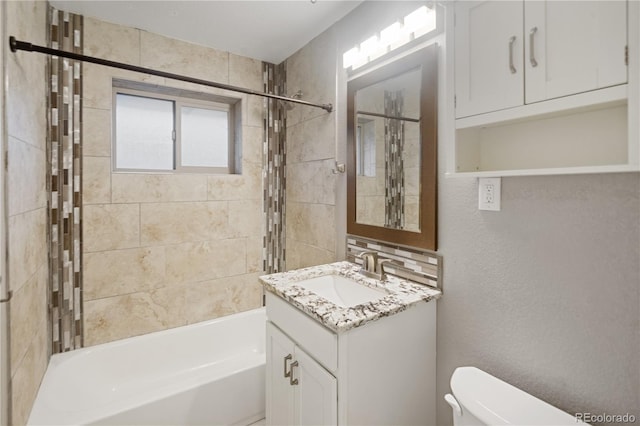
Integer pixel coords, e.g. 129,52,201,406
355,68,421,232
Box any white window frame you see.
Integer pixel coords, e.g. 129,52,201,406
112,82,236,174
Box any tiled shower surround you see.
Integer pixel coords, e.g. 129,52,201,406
81,17,265,346
285,27,340,269
6,2,49,424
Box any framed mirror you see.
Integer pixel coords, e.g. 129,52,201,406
347,44,437,250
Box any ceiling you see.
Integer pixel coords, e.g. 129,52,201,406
49,0,363,64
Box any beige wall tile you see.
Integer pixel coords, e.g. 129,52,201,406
83,204,140,252
140,31,229,83
286,28,337,127
229,54,263,92
83,156,112,204
140,201,229,245
112,173,208,203
228,199,262,238
286,113,336,163
6,1,46,42
83,63,165,110
84,286,186,346
241,125,264,165
246,237,264,274
8,208,46,294
185,273,263,324
84,247,166,300
285,239,335,271
287,202,336,252
83,107,112,157
207,164,262,201
8,137,46,217
245,95,265,128
287,159,336,205
6,2,46,151
166,239,247,284
10,328,47,426
6,53,46,152
84,17,140,64
9,265,47,371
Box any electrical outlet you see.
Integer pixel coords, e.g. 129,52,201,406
478,177,501,211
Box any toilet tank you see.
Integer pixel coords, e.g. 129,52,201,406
445,367,586,426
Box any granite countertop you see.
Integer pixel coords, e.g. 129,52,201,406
259,261,442,333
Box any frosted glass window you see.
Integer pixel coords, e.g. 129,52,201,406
115,94,174,170
181,107,229,168
113,83,235,174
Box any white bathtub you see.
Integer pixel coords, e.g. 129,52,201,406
28,308,266,426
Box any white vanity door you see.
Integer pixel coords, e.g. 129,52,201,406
267,321,337,426
524,0,627,103
266,322,296,426
454,0,524,118
294,347,337,426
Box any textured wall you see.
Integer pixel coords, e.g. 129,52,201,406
82,17,264,346
436,173,640,425
5,1,49,425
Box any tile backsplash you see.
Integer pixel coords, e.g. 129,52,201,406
346,235,441,289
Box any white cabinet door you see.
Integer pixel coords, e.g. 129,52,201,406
267,322,337,426
294,348,337,426
524,0,627,103
266,323,295,426
455,1,524,118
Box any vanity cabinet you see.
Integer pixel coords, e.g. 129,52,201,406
266,322,337,426
447,0,640,176
264,291,437,426
455,0,627,118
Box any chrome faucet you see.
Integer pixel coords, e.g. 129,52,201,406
357,251,395,281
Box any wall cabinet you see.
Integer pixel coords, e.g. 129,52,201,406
265,292,437,425
448,0,640,176
455,0,627,118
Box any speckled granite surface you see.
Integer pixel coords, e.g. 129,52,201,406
259,261,442,333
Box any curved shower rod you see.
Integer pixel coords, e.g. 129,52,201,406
8,36,333,113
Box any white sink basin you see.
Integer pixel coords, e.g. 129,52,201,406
295,274,387,307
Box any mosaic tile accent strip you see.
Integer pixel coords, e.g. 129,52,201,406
262,62,287,274
47,7,83,353
346,235,441,289
384,90,405,229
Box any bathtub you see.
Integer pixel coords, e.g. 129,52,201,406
28,308,266,426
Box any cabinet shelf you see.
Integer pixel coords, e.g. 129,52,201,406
455,84,628,130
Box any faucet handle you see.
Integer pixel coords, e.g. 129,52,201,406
377,258,395,280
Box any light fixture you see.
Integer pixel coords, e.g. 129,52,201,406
342,4,438,71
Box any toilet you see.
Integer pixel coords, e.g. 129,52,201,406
445,366,586,425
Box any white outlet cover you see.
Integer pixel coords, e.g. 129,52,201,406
478,177,501,211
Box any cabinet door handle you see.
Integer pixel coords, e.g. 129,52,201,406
284,354,292,378
529,27,538,67
508,36,517,74
289,361,299,386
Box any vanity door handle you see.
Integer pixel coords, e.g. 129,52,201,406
284,354,292,378
508,36,517,74
289,361,299,386
529,27,538,67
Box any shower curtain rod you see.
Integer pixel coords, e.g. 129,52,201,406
8,36,333,113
